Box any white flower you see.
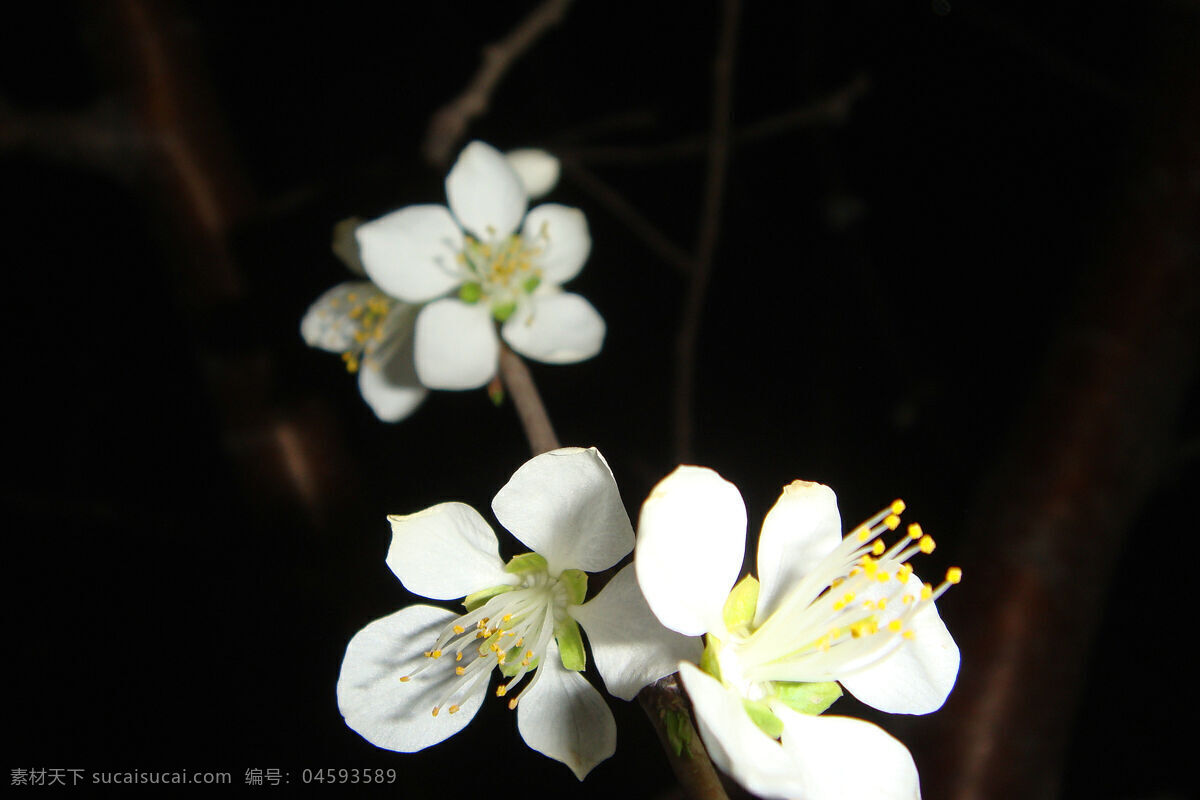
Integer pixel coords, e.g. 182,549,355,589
301,281,426,422
355,141,604,391
635,467,962,800
337,448,699,779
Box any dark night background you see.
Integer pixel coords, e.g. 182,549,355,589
5,1,1197,797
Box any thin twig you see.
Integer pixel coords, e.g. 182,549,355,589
558,74,870,166
562,159,694,276
673,0,741,463
422,0,574,167
498,345,561,456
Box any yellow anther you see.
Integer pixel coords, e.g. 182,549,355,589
479,617,490,626
455,667,465,676
508,698,518,710
448,705,460,715
856,527,871,542
891,499,906,514
422,651,432,658
399,676,411,682
888,619,903,633
897,564,913,582
861,557,878,576
902,594,914,605
903,630,916,640
431,650,443,659
878,597,888,610
431,707,440,717
453,625,465,634
918,535,936,554
921,583,933,601
495,685,508,697
947,566,963,584
871,540,886,556
502,614,513,623
884,514,901,530
908,523,924,540
877,571,891,583
455,652,463,661
525,650,534,660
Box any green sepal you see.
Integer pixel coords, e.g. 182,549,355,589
741,698,784,740
499,647,537,677
722,575,760,634
462,584,515,612
504,552,548,575
522,275,541,293
554,616,587,671
663,709,693,758
699,634,722,682
458,282,483,304
492,301,517,322
772,680,842,715
558,569,588,605
488,385,505,406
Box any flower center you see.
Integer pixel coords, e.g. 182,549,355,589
399,556,585,717
330,289,395,373
736,497,961,685
457,226,547,322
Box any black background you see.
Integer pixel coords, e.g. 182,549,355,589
5,1,1196,797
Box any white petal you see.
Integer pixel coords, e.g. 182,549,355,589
501,292,605,365
775,706,922,800
445,141,526,240
413,299,499,390
357,205,465,302
385,502,514,600
505,148,561,199
492,447,633,574
635,466,746,637
839,596,960,715
337,605,489,752
678,663,808,799
523,203,590,285
754,480,843,626
358,304,427,422
301,281,378,352
516,641,616,780
570,564,702,701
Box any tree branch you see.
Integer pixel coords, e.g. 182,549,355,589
422,0,574,166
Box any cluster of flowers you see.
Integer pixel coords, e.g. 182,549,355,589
317,142,960,799
302,142,603,421
337,448,960,797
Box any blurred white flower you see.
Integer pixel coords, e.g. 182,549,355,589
301,281,426,422
337,448,698,779
356,141,604,391
635,467,962,800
